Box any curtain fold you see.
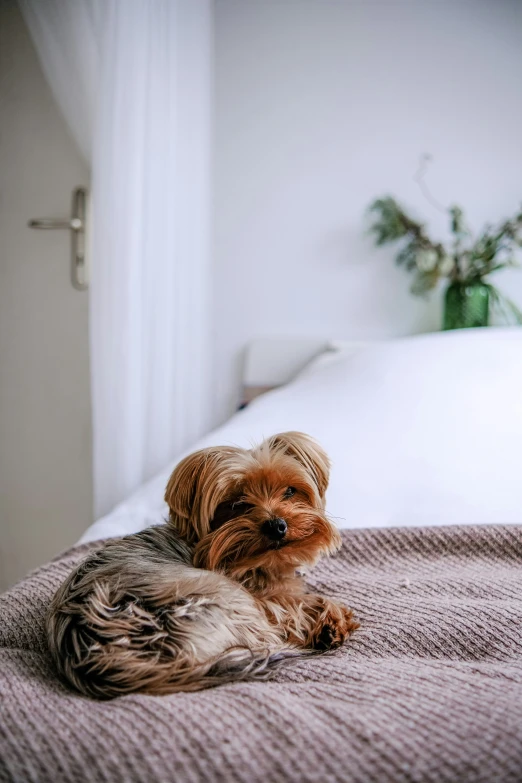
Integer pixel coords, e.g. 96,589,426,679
20,0,213,518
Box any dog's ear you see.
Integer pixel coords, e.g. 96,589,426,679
165,446,242,544
265,431,330,500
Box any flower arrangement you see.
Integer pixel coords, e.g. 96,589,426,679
368,194,522,329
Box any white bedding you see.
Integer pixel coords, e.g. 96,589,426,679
80,327,522,543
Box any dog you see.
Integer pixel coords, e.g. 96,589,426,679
47,432,358,698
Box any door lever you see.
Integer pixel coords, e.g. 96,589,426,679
29,187,89,291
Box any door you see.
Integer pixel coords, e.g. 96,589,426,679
0,0,92,590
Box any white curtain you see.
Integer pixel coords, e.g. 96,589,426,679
19,0,213,519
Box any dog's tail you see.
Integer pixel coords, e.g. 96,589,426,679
49,616,301,699
46,563,305,699
142,644,305,697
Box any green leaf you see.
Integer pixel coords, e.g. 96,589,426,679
449,205,468,236
487,285,522,325
410,270,439,297
395,242,419,271
368,197,412,245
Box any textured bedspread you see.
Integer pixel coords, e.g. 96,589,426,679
1,525,522,783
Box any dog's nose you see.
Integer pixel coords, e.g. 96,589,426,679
262,517,287,540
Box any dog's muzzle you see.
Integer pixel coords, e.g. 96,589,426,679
262,517,287,541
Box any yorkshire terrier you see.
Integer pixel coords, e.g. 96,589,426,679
47,432,358,698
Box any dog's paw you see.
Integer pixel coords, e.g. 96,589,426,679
311,604,359,651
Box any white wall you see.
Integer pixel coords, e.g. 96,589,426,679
213,0,522,421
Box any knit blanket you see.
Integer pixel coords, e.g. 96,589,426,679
1,525,522,783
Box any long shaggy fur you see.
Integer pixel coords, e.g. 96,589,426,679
47,432,358,698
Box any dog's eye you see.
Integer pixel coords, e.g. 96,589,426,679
284,487,296,498
210,499,253,531
232,500,247,511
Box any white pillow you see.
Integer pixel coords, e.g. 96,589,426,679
81,327,522,542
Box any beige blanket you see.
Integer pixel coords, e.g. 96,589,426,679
1,525,522,783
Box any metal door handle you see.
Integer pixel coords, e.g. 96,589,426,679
29,218,82,230
29,187,89,291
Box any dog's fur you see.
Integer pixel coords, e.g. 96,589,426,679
47,432,358,698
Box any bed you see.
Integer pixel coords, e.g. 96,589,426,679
2,328,522,782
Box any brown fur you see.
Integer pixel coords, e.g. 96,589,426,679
47,432,358,698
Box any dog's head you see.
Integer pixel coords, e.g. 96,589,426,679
165,432,341,579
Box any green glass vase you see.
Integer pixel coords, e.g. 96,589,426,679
442,281,490,330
